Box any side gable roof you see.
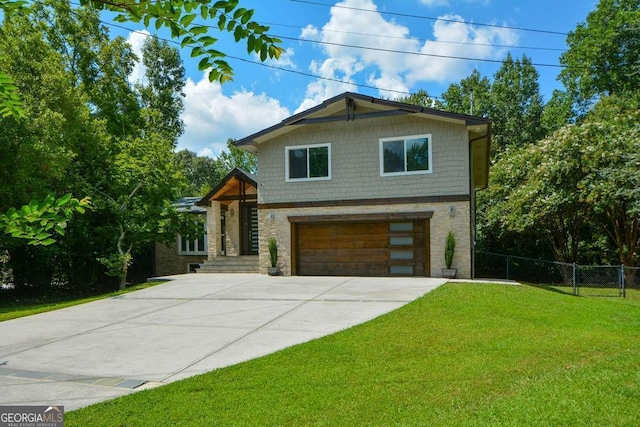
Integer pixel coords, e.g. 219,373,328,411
197,167,257,207
234,92,491,154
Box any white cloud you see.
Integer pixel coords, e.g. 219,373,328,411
297,0,517,109
300,25,320,41
126,30,150,85
178,73,291,157
268,47,297,70
420,0,450,6
198,148,214,157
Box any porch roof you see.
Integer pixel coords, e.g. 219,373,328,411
197,167,257,207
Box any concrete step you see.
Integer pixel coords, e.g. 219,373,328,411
197,256,259,274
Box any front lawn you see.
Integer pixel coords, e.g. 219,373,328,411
0,280,167,322
68,284,640,426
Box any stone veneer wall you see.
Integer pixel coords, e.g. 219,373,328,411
154,240,207,276
206,203,221,259
257,200,471,278
225,200,241,256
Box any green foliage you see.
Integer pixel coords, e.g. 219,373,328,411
98,252,132,279
0,71,23,117
579,95,640,266
217,138,257,174
173,150,224,196
444,231,455,269
79,0,283,83
138,37,186,145
0,2,197,294
541,89,576,134
559,0,640,106
483,94,640,266
488,53,545,154
396,89,442,109
441,69,491,117
0,194,91,245
268,236,277,267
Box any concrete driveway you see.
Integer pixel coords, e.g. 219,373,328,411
0,274,446,410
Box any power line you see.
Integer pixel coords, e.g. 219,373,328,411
102,21,424,98
55,2,558,100
273,34,564,68
263,20,567,52
290,0,570,36
102,12,565,69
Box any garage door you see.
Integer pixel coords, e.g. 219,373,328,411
294,219,429,276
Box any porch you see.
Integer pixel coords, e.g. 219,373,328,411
197,168,260,270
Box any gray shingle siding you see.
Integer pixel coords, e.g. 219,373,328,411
257,114,470,204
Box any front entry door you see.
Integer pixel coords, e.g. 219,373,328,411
241,203,258,255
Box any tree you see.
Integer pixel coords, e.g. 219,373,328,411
174,150,224,196
488,53,545,155
396,89,442,109
441,69,491,117
32,0,142,139
217,139,257,175
99,131,192,289
0,0,283,247
0,8,99,246
0,0,283,114
579,95,640,269
541,89,576,135
487,127,591,267
138,37,186,145
559,0,640,106
481,94,640,274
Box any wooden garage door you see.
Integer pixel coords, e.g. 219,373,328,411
296,221,427,276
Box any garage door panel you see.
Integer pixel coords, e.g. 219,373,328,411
299,248,388,263
298,262,388,277
298,223,387,237
299,236,388,249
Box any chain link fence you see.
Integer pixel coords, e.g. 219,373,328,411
475,252,638,297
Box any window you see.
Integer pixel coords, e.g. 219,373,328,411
285,144,331,181
380,134,432,176
178,219,207,255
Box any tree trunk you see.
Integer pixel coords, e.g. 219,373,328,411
119,258,128,290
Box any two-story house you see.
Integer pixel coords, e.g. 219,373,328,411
197,92,490,279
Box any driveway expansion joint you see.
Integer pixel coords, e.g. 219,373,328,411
0,367,147,389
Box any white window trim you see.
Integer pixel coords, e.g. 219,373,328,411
178,219,208,255
285,143,332,182
379,133,433,177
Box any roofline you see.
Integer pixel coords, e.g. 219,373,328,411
196,167,258,206
234,92,491,148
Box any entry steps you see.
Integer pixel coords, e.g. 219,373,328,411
197,255,259,273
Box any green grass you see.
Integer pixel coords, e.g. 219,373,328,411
0,280,167,322
68,284,640,426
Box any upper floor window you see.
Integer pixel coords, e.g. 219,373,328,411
285,143,331,182
379,134,432,176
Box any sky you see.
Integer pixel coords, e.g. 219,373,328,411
111,0,599,158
